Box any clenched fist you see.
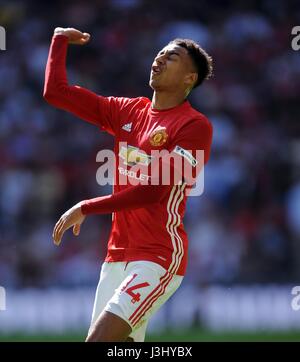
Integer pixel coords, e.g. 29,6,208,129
54,27,91,45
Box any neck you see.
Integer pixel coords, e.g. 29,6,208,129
151,90,187,110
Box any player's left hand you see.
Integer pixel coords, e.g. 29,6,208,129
53,202,86,246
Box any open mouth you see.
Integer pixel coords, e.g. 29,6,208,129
151,65,162,75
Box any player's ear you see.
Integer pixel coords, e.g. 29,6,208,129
184,72,198,88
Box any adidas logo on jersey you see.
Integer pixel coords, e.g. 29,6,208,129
122,122,132,132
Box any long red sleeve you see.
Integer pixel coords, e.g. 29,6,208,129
44,35,174,216
81,184,170,215
44,35,211,221
43,35,105,127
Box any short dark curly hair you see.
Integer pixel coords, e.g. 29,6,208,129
169,38,213,89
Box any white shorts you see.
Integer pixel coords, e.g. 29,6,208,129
89,261,183,342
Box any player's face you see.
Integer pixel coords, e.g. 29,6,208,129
149,44,197,92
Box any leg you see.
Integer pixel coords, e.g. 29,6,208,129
86,310,132,342
87,261,182,342
87,262,125,337
123,261,183,341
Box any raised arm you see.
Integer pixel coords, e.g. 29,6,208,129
43,27,118,134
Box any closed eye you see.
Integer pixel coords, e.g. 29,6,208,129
156,50,180,60
168,53,179,60
168,51,180,58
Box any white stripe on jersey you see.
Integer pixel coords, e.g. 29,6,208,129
166,186,179,273
171,183,186,274
166,183,186,274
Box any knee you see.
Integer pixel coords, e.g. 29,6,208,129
85,311,132,342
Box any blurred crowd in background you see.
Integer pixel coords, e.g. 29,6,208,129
0,0,300,289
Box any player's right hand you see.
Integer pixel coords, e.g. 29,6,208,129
54,27,91,45
52,202,86,246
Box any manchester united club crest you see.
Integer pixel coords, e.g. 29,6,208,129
149,127,168,147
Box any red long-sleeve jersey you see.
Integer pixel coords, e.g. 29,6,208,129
44,35,213,275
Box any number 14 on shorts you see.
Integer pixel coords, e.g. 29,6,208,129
121,273,150,304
